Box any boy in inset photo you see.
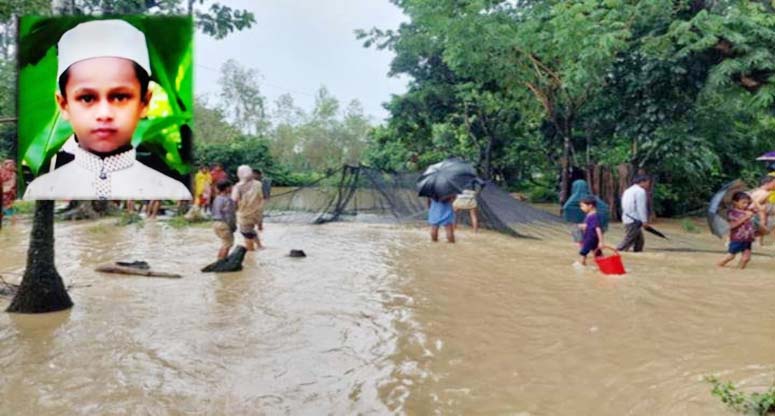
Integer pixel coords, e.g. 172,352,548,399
22,19,192,200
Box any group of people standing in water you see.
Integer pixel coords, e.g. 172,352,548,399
205,165,268,259
565,172,775,270
567,175,651,267
189,163,270,259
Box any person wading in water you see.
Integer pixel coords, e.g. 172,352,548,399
616,175,650,252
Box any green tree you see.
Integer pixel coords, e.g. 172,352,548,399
391,0,641,201
359,5,542,182
52,0,255,39
218,59,268,136
194,96,241,144
339,100,372,165
299,87,341,171
363,0,775,213
268,93,306,170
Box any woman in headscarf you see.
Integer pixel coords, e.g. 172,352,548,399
1,160,17,215
562,179,609,242
231,165,264,250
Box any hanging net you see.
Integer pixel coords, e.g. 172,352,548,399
263,165,564,238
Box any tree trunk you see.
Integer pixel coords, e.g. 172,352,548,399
631,137,639,176
616,163,632,221
559,135,571,205
483,135,494,180
602,167,617,221
6,200,73,313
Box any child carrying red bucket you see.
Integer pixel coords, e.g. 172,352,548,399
573,196,627,274
575,196,604,266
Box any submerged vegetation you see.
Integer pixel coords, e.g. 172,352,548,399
707,376,775,415
116,212,143,227
11,200,34,215
680,218,701,234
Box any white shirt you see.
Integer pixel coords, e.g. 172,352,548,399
621,184,648,224
23,144,192,200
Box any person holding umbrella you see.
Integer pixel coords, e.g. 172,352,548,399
428,195,456,243
417,158,480,243
616,175,651,252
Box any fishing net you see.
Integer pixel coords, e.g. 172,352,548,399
263,165,563,238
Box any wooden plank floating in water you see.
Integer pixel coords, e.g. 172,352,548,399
95,264,182,279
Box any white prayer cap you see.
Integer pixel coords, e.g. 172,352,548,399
237,165,253,183
57,19,151,80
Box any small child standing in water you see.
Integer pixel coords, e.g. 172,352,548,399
211,179,236,259
428,195,456,243
576,196,604,266
719,192,756,269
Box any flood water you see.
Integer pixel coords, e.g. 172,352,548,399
1,213,774,415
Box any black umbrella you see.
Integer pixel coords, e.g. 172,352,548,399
644,225,668,239
625,214,669,239
417,158,479,200
708,179,748,238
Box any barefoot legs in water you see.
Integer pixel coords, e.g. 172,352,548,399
453,208,479,233
717,253,736,268
739,249,751,269
718,250,752,269
430,225,455,243
217,245,231,259
444,224,455,243
244,226,263,251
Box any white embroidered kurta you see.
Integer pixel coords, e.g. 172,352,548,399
23,145,192,200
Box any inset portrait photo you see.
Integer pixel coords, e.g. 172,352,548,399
18,16,194,200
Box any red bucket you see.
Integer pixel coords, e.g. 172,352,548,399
594,246,626,275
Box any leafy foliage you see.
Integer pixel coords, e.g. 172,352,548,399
361,0,775,216
49,0,256,40
218,59,267,136
706,375,775,416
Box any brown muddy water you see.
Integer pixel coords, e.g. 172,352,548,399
0,213,774,415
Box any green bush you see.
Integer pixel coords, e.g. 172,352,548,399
680,218,700,233
706,375,775,415
527,185,557,203
194,137,322,187
11,200,34,214
116,212,143,227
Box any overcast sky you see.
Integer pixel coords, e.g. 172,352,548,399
194,0,409,123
